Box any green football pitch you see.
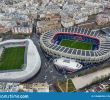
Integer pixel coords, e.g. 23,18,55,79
60,39,92,50
0,47,25,70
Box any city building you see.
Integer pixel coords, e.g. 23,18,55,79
18,83,49,92
12,25,32,35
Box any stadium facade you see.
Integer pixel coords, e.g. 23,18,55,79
0,39,41,82
40,27,110,63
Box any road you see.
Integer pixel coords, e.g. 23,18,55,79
25,23,66,91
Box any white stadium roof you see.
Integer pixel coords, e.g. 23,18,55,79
0,39,41,82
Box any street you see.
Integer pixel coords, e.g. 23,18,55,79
25,24,66,91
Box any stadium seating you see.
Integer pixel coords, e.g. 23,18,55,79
40,27,110,63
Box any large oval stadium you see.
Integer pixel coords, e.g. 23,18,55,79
40,27,110,63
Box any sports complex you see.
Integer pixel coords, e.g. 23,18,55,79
40,27,110,63
0,39,41,82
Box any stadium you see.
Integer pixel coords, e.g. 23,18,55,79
0,39,41,82
40,27,110,63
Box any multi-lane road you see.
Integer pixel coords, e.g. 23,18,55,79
26,23,67,91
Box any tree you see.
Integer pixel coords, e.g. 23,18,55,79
106,86,110,92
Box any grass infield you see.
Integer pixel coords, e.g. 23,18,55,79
0,47,25,70
60,39,92,50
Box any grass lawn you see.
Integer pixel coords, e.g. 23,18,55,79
68,79,76,92
0,47,25,70
56,79,76,92
60,39,92,50
57,80,67,92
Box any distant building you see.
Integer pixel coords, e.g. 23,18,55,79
61,17,74,28
96,14,110,25
18,83,49,92
37,13,61,34
0,82,49,92
12,25,32,35
0,25,10,34
0,82,19,92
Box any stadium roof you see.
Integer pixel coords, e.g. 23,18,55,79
40,27,110,62
0,39,41,82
